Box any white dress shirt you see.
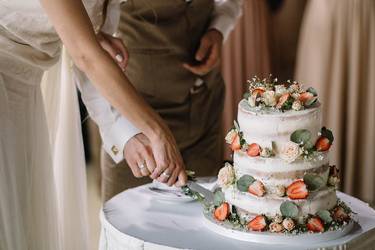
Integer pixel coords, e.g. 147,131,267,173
77,0,243,163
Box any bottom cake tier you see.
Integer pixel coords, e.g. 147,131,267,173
211,188,353,234
223,186,337,218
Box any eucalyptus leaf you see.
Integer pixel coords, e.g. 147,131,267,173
243,92,250,99
317,210,333,223
304,173,325,191
280,201,299,218
236,175,255,192
290,129,312,145
306,87,318,97
305,96,318,107
213,190,225,207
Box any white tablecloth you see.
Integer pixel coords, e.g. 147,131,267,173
100,184,375,250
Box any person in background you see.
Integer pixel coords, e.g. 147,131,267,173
79,0,243,201
295,0,375,205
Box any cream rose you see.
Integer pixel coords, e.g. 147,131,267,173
292,100,303,111
280,142,302,163
218,163,236,188
275,185,286,197
263,90,277,107
248,95,257,107
282,218,295,231
225,129,237,144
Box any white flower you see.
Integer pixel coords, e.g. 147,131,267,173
275,185,286,197
292,100,303,111
328,176,340,187
218,163,236,188
225,129,237,144
291,92,300,100
260,147,273,158
263,90,277,107
273,214,283,224
275,85,288,96
269,222,284,233
282,218,295,231
280,142,302,163
288,83,300,93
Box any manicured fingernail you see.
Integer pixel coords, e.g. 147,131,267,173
115,54,123,62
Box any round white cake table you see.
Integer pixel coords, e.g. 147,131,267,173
99,184,375,250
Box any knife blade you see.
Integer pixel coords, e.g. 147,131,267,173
186,180,215,204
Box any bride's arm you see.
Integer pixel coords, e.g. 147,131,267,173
39,0,187,185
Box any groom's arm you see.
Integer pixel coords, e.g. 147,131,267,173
75,70,140,163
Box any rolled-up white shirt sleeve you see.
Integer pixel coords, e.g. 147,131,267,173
75,69,140,163
210,0,243,41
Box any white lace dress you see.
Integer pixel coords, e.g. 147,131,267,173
0,0,107,249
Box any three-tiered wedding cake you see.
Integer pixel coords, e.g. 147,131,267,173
214,76,352,234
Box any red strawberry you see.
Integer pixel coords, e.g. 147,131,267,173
247,215,267,231
231,134,241,151
247,143,261,157
248,180,266,197
286,180,308,200
333,206,349,222
214,203,230,221
276,93,290,109
315,137,331,151
299,92,314,104
306,217,324,233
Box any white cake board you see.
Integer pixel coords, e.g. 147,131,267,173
203,211,355,245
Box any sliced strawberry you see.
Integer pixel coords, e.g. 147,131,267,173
333,206,349,222
231,134,241,151
286,180,308,200
247,215,267,231
276,93,290,109
306,217,324,233
252,88,265,96
247,143,261,157
248,180,266,197
315,137,331,151
214,202,230,221
299,92,314,104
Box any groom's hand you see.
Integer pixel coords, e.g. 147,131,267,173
183,29,223,76
97,31,129,71
124,134,156,178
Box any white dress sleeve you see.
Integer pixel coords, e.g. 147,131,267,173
210,0,244,41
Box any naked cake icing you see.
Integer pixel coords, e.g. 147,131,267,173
213,76,352,234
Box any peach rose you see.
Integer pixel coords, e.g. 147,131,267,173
282,218,295,231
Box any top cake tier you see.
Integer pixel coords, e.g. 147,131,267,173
238,99,322,150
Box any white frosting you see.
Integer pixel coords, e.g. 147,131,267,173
237,100,322,150
224,186,337,217
234,151,329,173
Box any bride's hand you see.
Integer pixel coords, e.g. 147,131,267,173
97,31,128,71
149,127,188,187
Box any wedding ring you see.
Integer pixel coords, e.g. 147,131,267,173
161,171,171,178
115,54,123,62
138,163,146,170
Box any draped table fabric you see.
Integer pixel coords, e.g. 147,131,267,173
100,183,375,250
